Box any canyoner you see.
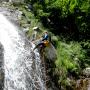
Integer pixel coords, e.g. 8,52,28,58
32,31,50,53
34,40,50,54
32,29,57,60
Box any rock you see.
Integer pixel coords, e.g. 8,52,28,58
83,67,90,77
33,27,39,31
23,27,29,33
0,7,23,25
0,43,4,90
9,0,24,4
0,43,4,67
0,0,8,2
45,43,57,61
75,78,90,90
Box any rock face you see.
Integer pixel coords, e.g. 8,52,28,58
0,0,24,3
0,43,4,90
75,78,90,90
9,0,24,3
83,67,90,77
0,6,23,26
0,0,8,2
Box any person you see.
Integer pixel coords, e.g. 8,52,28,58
42,31,49,41
33,31,49,51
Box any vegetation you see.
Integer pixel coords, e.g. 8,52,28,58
12,0,90,89
24,0,90,40
54,41,86,88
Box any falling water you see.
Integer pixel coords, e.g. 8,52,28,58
0,14,46,90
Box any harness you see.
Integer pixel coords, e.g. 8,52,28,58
43,40,49,47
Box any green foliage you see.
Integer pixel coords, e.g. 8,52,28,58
30,0,89,17
16,1,90,89
54,41,86,87
69,0,78,12
80,40,90,67
26,0,90,40
79,0,90,12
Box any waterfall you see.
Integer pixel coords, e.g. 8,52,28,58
0,14,46,90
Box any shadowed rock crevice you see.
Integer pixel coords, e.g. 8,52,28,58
0,43,4,90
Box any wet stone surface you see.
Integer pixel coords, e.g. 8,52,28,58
0,5,22,25
0,43,4,90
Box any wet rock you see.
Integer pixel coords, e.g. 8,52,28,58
9,0,24,3
24,4,33,12
44,43,57,61
0,43,4,90
83,67,90,77
0,0,9,2
0,0,24,3
23,27,29,33
0,6,22,25
75,78,90,90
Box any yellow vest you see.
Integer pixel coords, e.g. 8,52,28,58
43,40,49,47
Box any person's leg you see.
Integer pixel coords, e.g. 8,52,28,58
33,42,43,51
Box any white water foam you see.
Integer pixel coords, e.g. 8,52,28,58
0,14,46,90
